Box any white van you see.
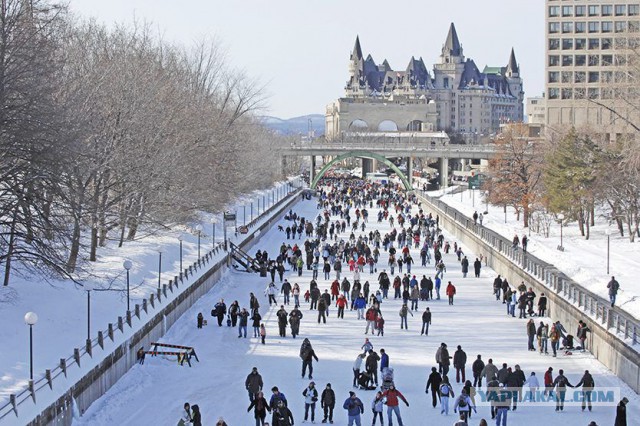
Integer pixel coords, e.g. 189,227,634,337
366,172,389,184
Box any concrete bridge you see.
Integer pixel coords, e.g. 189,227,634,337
279,134,498,191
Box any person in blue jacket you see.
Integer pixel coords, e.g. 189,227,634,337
354,294,367,319
380,349,389,373
343,391,364,426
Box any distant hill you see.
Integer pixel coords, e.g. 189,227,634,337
259,114,325,136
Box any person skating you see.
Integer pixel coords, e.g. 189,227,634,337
615,397,629,426
421,307,431,335
179,402,192,426
248,391,271,426
266,283,279,306
480,358,498,383
191,405,202,426
380,349,389,373
320,383,335,424
371,391,384,426
399,303,413,329
246,367,264,402
197,312,204,329
526,319,536,351
353,353,366,387
301,338,319,379
366,350,381,386
453,388,476,423
273,400,294,426
523,372,540,402
575,369,595,412
252,309,262,338
317,297,328,324
277,305,289,337
426,367,443,408
439,376,454,415
343,391,364,426
538,293,547,317
382,384,409,426
446,281,456,305
302,381,318,423
453,345,467,383
270,386,288,425
289,306,303,338
552,368,574,411
473,258,482,278
472,355,485,387
238,308,249,338
213,299,227,326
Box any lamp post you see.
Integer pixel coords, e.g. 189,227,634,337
211,218,216,248
484,191,489,214
25,312,38,381
557,214,565,251
83,283,95,341
178,234,184,272
123,260,132,311
156,246,162,290
606,228,611,274
196,225,203,259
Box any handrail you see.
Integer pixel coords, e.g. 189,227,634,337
417,190,639,349
0,178,305,422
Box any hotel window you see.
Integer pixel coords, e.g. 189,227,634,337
562,6,573,16
562,88,573,99
562,71,573,83
602,38,612,49
562,55,574,66
630,21,640,32
615,37,628,48
615,21,627,32
588,88,599,99
563,22,574,33
588,21,600,32
549,22,560,33
549,38,560,50
575,38,586,49
602,5,613,16
615,4,626,16
575,22,586,33
548,88,560,99
602,55,613,66
549,6,560,17
575,87,586,99
588,71,599,83
562,38,574,49
602,88,613,99
588,5,599,16
575,54,587,66
575,5,586,17
588,54,600,66
548,71,559,83
630,5,640,16
549,55,560,66
615,54,627,65
602,71,613,82
614,71,627,83
575,71,586,83
602,21,613,33
588,38,600,49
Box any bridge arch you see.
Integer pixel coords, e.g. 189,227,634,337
311,151,412,191
348,119,369,130
377,120,398,131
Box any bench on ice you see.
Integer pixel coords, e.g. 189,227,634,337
143,342,200,367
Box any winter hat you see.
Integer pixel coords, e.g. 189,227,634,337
252,367,258,372
349,391,356,397
326,383,332,388
622,397,629,404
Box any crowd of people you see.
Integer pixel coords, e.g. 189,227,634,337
181,178,630,426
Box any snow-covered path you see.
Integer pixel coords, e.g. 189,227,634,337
74,196,638,426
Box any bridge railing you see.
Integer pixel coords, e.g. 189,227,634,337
286,141,498,154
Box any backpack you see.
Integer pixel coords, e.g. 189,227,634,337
458,396,467,408
440,384,450,396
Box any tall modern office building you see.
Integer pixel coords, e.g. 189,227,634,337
545,0,640,141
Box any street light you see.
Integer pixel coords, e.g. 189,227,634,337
195,225,203,259
25,312,38,381
178,234,184,272
557,213,565,251
84,282,95,341
123,260,132,311
606,228,611,274
484,191,489,214
156,246,162,290
211,218,216,248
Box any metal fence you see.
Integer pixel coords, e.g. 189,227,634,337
0,178,304,422
418,191,639,348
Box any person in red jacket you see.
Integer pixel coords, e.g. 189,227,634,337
382,385,409,426
330,280,340,301
446,282,457,305
544,367,554,397
336,295,348,319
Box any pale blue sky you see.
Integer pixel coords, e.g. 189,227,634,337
68,0,544,119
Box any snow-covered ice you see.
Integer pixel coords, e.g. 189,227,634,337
72,195,638,426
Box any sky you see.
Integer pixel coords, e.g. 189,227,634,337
67,0,544,120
